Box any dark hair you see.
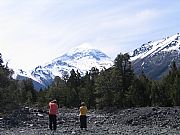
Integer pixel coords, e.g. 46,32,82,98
52,99,57,103
81,102,85,106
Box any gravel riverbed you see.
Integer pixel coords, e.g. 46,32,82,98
1,106,180,135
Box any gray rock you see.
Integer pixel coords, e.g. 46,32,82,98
1,106,180,134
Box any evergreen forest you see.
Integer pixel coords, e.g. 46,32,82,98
1,52,180,114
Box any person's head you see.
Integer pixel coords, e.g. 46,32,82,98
81,102,85,106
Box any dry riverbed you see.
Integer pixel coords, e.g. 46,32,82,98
1,106,180,134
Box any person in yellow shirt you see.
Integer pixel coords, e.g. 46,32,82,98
79,102,88,130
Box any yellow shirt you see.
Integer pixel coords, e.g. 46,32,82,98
79,106,87,116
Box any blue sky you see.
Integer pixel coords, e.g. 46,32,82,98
0,0,180,70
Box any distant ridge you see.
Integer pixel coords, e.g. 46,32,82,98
131,33,180,79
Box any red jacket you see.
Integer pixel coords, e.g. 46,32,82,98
49,102,58,115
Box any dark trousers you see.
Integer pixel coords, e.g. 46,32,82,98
80,115,87,128
49,115,57,131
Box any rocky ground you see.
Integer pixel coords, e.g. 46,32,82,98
1,106,180,135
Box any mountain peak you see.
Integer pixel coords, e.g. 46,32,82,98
67,43,96,55
131,33,180,61
75,42,94,50
14,45,113,90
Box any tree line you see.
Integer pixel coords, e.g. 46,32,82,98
1,52,180,114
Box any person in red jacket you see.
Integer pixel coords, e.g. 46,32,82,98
49,99,58,131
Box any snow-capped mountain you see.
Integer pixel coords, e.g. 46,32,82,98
14,44,113,90
131,33,180,79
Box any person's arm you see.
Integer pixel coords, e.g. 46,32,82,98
79,107,82,115
86,106,88,114
48,102,51,114
56,103,58,115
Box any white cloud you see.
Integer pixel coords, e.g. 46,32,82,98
0,0,180,70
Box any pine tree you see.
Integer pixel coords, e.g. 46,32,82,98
113,53,134,108
128,71,151,107
151,81,161,106
80,67,99,109
110,67,123,108
67,69,82,107
160,61,178,106
174,74,180,105
88,67,99,108
46,76,68,107
0,53,18,113
95,68,114,108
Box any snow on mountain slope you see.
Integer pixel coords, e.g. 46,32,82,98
14,44,113,90
131,33,180,61
131,33,180,79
